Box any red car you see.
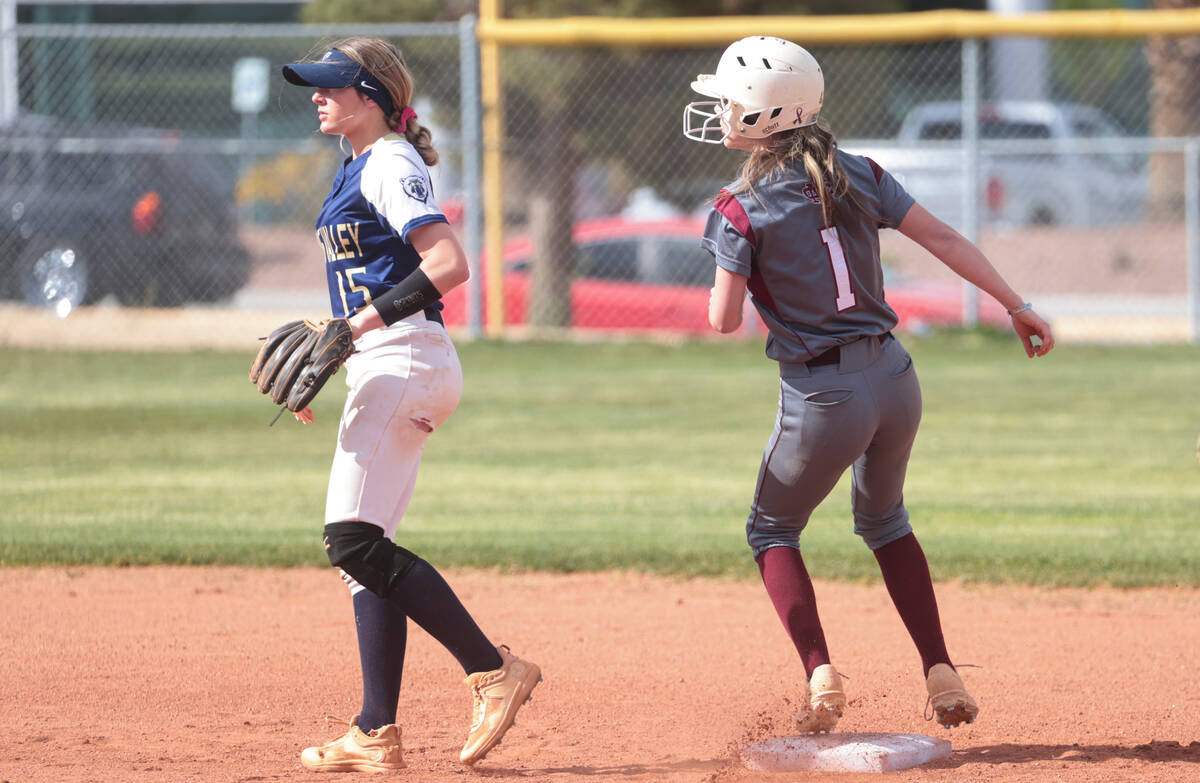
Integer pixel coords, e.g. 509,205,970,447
439,217,1007,334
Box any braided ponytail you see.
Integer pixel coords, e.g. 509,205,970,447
388,107,438,167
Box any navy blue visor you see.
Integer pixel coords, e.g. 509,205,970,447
282,49,394,118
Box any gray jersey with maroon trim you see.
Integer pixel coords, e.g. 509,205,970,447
701,149,915,363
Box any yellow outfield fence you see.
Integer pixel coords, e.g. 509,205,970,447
477,9,1200,47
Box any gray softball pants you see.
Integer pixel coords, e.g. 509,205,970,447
746,333,922,557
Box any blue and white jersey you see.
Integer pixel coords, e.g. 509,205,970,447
315,134,447,319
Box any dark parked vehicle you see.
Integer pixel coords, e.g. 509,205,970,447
0,113,250,312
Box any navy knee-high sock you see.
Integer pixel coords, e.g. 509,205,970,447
353,589,407,734
389,559,503,675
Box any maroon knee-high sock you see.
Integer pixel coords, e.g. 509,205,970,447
756,546,830,678
873,533,951,675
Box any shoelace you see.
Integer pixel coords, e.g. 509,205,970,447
469,684,487,731
314,715,356,740
466,651,510,732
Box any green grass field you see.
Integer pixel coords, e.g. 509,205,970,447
1,331,1197,587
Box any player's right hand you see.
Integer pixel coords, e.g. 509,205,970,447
293,407,315,424
1012,309,1054,358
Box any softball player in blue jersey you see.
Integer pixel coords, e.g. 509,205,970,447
685,36,1054,733
280,37,540,771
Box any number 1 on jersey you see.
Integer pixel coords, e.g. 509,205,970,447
819,226,857,312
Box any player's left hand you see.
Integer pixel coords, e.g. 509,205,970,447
1012,308,1054,358
293,407,315,424
248,317,356,418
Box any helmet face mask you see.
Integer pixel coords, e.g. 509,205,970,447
683,36,824,145
682,99,731,144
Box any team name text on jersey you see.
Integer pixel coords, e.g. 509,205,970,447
317,222,365,263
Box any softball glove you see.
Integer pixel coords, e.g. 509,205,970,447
249,318,356,415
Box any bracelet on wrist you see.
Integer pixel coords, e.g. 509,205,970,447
1008,302,1033,316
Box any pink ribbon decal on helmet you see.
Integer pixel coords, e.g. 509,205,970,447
398,106,417,133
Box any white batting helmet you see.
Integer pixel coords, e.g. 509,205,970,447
683,36,824,144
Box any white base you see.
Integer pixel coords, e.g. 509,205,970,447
740,732,952,773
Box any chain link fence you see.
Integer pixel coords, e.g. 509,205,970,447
478,34,1198,342
2,17,1197,342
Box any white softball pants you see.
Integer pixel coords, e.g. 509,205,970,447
324,314,463,547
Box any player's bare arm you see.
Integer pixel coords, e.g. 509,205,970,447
897,203,1023,308
897,202,1054,357
409,221,471,292
709,266,748,333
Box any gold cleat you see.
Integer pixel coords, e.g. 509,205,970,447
797,664,846,733
300,715,404,773
459,645,542,765
925,663,980,728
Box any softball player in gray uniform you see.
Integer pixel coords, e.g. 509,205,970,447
685,36,1054,732
280,37,540,771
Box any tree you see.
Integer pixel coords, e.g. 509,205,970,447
1147,0,1200,216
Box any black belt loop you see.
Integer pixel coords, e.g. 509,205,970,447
805,347,842,367
805,332,889,368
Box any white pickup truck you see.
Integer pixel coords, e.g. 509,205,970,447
845,101,1146,230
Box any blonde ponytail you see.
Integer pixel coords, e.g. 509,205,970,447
388,109,437,167
728,122,875,228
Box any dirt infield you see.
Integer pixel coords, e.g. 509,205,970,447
1,568,1196,783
